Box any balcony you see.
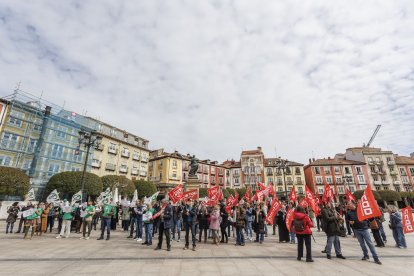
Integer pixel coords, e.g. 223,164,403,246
119,166,128,174
131,169,138,175
394,181,401,185
218,170,224,176
297,180,303,185
387,160,395,165
141,157,148,163
368,161,375,165
376,161,383,165
132,154,140,161
267,171,273,176
140,171,147,177
95,144,104,151
108,148,118,155
390,171,397,176
287,181,293,185
91,160,101,168
121,150,130,158
374,180,381,185
105,163,116,171
277,181,283,186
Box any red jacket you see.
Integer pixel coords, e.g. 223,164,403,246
293,212,313,235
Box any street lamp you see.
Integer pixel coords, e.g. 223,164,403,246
77,130,102,203
275,158,289,200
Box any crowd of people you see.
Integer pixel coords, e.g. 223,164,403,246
5,196,409,265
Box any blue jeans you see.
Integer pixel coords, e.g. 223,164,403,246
378,223,387,241
326,235,341,256
135,218,143,239
354,229,378,259
236,227,245,245
393,227,407,248
173,219,181,240
246,221,253,238
290,231,296,243
145,223,153,244
256,233,264,242
184,221,196,247
100,218,111,237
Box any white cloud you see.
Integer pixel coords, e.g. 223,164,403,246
0,0,413,163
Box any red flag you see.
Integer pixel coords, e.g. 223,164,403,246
152,203,167,220
183,189,198,201
305,186,320,217
265,199,282,225
208,186,222,201
245,186,251,202
286,208,295,232
357,185,381,221
322,184,333,203
233,192,239,205
298,198,308,208
168,184,184,204
345,188,356,203
289,186,297,202
258,182,266,190
269,182,275,196
201,197,218,207
402,206,414,234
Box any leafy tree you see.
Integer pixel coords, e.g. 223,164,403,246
400,192,414,199
134,180,157,199
101,175,135,198
45,171,102,200
226,188,235,196
0,166,30,198
353,189,381,200
235,188,247,199
222,188,230,199
199,188,208,198
378,190,402,202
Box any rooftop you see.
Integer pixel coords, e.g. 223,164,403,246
306,158,366,166
395,156,414,165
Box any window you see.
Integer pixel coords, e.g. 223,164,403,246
71,167,81,172
110,129,117,137
268,177,273,184
402,176,409,184
8,110,24,127
399,168,407,175
172,171,177,179
288,187,292,192
244,166,249,174
316,176,322,184
109,143,116,150
22,160,31,170
0,156,12,166
314,167,321,174
326,176,332,183
27,139,37,152
277,177,282,184
338,187,344,194
296,177,301,183
358,175,365,183
48,164,60,176
344,167,350,174
334,167,340,173
267,168,272,174
55,125,67,139
234,178,239,184
356,167,362,174
324,167,330,174
172,160,177,168
1,132,18,149
298,187,303,194
257,176,262,183
295,167,301,174
51,144,64,158
409,168,414,175
278,187,282,192
210,176,215,183
318,188,324,194
336,177,342,183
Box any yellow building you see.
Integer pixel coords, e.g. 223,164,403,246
148,149,183,188
88,119,150,181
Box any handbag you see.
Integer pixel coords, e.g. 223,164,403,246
369,219,379,230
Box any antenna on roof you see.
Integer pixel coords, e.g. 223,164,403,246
14,81,21,91
62,100,66,110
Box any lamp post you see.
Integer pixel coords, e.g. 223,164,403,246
276,158,289,200
77,130,102,203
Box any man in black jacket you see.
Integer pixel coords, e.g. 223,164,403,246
346,203,382,265
321,204,346,260
155,199,173,251
182,200,197,251
172,203,183,241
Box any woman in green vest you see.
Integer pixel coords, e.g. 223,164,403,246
23,203,42,239
80,201,95,240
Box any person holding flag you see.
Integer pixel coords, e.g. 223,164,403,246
219,202,229,244
142,203,155,246
56,199,75,239
154,199,173,251
80,200,95,240
321,202,346,260
182,199,197,251
388,205,407,249
97,200,115,241
253,203,266,244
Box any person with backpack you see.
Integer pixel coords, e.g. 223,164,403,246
293,206,314,262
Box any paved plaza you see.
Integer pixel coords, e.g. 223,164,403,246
0,220,413,276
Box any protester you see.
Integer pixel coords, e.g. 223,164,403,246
56,200,74,239
16,204,29,234
121,199,130,232
131,200,144,242
321,203,346,260
35,203,44,235
294,206,314,262
369,217,385,247
97,201,115,241
347,202,382,264
198,204,209,243
182,199,197,251
388,205,407,249
245,203,254,241
172,203,183,242
40,203,51,233
210,205,221,245
24,203,41,239
92,204,101,231
6,202,20,234
80,200,95,240
142,203,155,246
155,199,173,251
277,207,290,243
219,203,229,244
47,205,56,233
253,203,266,244
235,204,246,246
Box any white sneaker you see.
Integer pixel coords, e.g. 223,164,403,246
137,238,142,242
79,237,85,240
56,235,61,239
85,237,90,240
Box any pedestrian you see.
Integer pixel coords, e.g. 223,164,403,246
198,204,209,243
80,200,95,240
121,198,130,232
130,200,144,241
245,203,254,241
41,203,51,233
142,203,155,246
172,202,183,242
219,203,229,244
35,203,44,236
388,205,407,249
23,203,41,239
47,205,56,233
347,202,382,264
277,207,290,243
321,203,346,260
16,204,29,234
110,203,118,231
294,206,314,262
369,217,385,247
92,203,100,231
235,204,246,246
378,208,387,244
97,201,115,241
253,203,266,244
56,200,74,239
155,199,173,251
210,205,221,245
182,199,197,251
6,202,20,234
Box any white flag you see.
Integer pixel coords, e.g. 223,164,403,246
71,190,82,205
144,191,159,205
102,188,113,204
25,188,36,201
132,189,138,202
46,189,60,204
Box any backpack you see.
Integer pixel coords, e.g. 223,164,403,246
293,219,305,232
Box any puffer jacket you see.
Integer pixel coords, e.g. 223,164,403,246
235,207,246,228
293,212,313,235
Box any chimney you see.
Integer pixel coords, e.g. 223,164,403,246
309,158,312,164
328,157,331,160
257,146,262,151
312,158,315,162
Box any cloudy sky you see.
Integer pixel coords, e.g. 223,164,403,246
1,0,413,164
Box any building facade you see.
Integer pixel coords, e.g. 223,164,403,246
395,155,414,192
240,147,265,190
304,158,370,199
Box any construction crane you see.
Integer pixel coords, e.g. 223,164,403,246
364,125,381,147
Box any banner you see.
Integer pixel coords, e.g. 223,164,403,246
258,182,266,191
265,198,282,225
289,186,297,202
168,184,184,204
244,186,251,202
183,189,198,201
22,208,34,218
305,186,320,216
357,184,381,221
144,191,160,205
46,189,60,204
286,208,295,232
322,184,333,203
402,206,414,234
298,198,308,208
208,186,222,201
345,188,356,203
152,203,167,220
71,190,82,204
25,188,36,201
201,197,218,207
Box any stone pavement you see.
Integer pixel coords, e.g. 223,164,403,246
0,221,413,276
